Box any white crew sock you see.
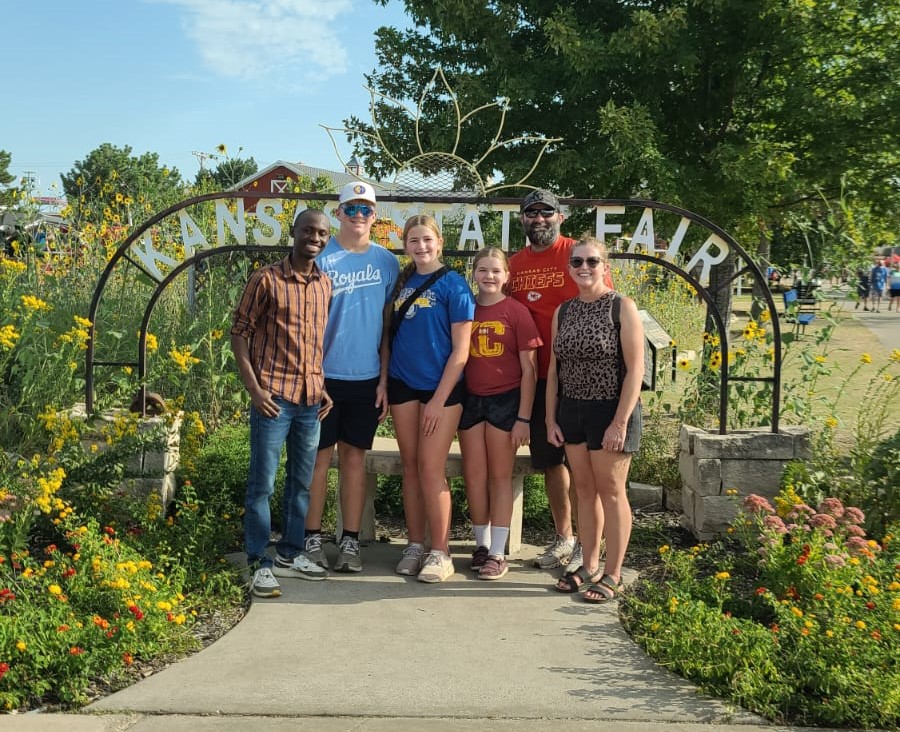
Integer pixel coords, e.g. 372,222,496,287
489,526,509,558
473,524,490,549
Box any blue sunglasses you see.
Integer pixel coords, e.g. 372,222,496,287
341,203,374,218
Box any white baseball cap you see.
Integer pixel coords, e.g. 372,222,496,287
338,181,377,205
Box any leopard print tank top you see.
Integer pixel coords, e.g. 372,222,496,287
553,292,620,400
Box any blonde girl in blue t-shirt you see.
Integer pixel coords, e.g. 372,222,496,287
388,214,475,583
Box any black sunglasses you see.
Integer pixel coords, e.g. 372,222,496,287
569,256,605,269
523,208,557,219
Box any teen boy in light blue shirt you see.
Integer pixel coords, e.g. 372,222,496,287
303,182,400,573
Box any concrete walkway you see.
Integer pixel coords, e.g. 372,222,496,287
4,541,829,731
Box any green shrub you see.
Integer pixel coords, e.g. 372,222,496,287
522,474,552,529
623,489,899,729
855,428,900,540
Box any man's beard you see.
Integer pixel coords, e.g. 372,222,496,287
524,221,560,248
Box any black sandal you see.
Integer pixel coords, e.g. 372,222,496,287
555,566,601,593
584,574,623,604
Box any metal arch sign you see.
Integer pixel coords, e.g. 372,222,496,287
85,191,783,432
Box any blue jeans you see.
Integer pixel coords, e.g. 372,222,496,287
244,397,320,568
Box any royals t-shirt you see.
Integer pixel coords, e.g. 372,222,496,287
318,237,400,381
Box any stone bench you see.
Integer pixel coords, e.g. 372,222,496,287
329,437,665,554
330,436,536,553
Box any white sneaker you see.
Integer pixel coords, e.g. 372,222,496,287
250,567,281,598
272,553,327,581
417,550,455,583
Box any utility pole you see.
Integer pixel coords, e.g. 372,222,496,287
191,151,215,171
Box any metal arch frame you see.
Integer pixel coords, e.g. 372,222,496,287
85,191,783,433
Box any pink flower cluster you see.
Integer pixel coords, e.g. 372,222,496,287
742,494,875,566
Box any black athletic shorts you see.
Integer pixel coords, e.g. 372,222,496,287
528,379,566,470
388,377,466,407
458,387,520,432
557,396,642,454
318,378,381,451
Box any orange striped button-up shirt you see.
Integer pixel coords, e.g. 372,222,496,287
231,257,332,406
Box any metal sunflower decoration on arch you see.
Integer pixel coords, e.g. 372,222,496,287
321,67,562,196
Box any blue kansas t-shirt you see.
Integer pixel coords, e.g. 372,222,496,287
389,270,475,391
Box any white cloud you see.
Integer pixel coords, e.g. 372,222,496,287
153,0,352,83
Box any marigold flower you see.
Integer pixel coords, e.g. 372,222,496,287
860,353,872,364
15,641,26,652
69,646,84,655
714,572,730,580
855,620,866,630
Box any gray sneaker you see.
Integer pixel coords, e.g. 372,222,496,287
302,533,328,569
334,536,362,573
563,542,584,575
533,535,575,569
395,543,425,576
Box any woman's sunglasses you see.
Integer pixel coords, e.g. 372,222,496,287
569,256,605,269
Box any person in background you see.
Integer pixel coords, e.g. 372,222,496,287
508,190,614,575
855,267,870,311
302,182,399,575
459,247,541,580
231,208,333,598
870,258,890,313
389,215,474,583
546,235,643,604
888,262,900,313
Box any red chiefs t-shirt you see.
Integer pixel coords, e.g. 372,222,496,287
508,235,615,378
465,297,542,396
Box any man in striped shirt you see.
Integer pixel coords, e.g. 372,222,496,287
231,208,334,598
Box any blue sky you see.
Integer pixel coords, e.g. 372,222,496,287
4,0,411,196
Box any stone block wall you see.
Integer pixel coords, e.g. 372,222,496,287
677,424,811,539
68,403,182,508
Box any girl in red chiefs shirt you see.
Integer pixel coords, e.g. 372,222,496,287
459,247,542,579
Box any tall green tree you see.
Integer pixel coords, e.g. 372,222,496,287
61,143,184,225
0,150,17,208
208,156,258,190
355,0,898,237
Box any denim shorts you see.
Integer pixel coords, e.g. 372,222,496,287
458,387,520,432
557,396,642,454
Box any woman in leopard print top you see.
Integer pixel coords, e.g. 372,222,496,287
546,236,644,603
